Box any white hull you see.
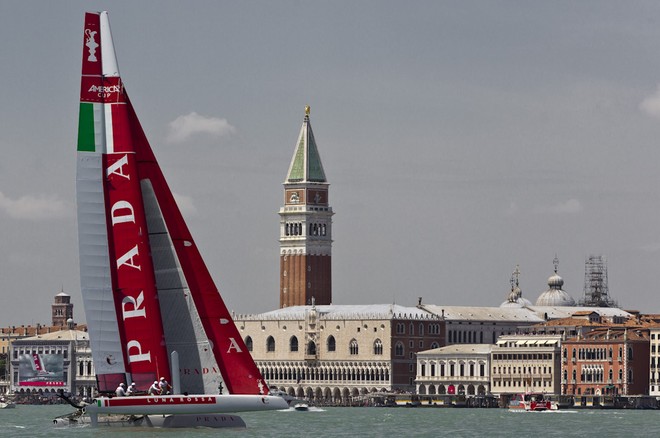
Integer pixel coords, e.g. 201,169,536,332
86,394,288,417
54,412,247,428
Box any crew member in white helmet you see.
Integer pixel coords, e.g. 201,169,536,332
115,382,126,397
159,377,172,395
148,380,161,395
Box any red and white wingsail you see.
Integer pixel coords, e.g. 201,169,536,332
76,11,268,397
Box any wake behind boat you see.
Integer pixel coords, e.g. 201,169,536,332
57,11,287,427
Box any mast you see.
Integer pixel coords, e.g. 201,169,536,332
77,11,171,387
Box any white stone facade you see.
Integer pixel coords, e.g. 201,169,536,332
9,328,95,401
416,344,492,397
234,304,444,403
490,334,562,396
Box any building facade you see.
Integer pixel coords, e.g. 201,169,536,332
234,304,444,403
490,334,562,397
279,107,333,308
416,344,492,398
562,327,649,396
9,322,95,402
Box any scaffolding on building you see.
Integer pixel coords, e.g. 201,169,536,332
579,255,618,308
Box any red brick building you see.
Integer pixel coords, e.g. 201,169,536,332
562,327,649,396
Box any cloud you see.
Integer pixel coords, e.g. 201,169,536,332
640,85,660,119
0,191,69,220
173,192,198,217
166,112,236,143
534,198,583,215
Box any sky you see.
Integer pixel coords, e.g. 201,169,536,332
3,1,660,326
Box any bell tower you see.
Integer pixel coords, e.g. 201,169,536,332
279,106,333,308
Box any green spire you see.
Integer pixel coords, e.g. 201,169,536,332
286,106,327,183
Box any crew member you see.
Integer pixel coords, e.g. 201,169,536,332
148,380,161,395
115,383,126,397
159,377,172,395
126,382,137,396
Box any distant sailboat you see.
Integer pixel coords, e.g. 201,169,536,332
58,11,287,427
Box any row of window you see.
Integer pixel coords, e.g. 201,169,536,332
13,347,68,359
563,368,631,382
283,222,327,237
248,335,440,358
395,322,441,335
248,335,385,356
493,353,553,361
492,380,551,388
419,362,487,377
564,346,631,360
493,366,552,375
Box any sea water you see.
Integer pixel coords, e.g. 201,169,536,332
2,405,659,437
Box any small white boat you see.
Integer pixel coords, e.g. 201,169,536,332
0,401,16,409
508,393,558,412
293,403,309,411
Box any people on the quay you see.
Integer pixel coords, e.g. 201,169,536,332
126,382,137,396
148,380,161,395
159,377,172,395
115,383,126,397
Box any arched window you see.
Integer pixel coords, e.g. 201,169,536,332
395,342,404,357
349,339,359,355
290,336,299,352
245,336,253,352
266,336,275,352
307,341,317,355
419,323,424,336
430,342,439,349
327,335,336,352
373,339,383,355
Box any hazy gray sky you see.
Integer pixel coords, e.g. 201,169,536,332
3,1,660,326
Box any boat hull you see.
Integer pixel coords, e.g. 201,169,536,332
54,413,247,428
85,394,288,417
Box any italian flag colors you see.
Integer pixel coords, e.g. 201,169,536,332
77,102,105,153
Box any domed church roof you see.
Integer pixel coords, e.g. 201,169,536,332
535,256,576,307
501,265,533,308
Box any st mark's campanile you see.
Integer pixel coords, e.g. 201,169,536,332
279,106,333,308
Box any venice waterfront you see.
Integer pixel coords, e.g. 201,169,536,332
2,405,660,438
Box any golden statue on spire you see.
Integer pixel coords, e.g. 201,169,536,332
305,105,311,116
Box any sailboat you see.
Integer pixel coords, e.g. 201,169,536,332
56,11,288,427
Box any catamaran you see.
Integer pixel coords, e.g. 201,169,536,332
56,11,288,427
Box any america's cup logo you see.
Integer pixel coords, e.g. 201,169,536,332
85,29,99,62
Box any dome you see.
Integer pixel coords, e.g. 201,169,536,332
535,289,576,307
500,265,532,308
535,258,575,306
536,272,575,307
547,273,564,288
